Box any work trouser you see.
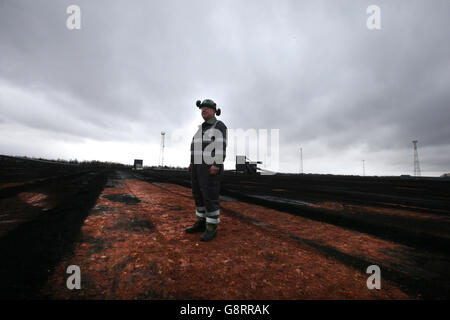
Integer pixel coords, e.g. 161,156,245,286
191,164,223,225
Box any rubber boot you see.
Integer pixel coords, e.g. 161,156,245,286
185,218,206,234
200,223,217,242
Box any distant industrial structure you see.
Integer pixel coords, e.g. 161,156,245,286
235,156,262,174
133,159,143,170
362,160,365,177
160,131,166,167
412,140,421,177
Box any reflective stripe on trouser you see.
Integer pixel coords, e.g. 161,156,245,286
206,216,220,224
206,209,220,224
196,207,206,219
191,164,222,222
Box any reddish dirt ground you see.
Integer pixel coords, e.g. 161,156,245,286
40,176,413,299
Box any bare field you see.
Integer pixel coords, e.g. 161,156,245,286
1,156,449,299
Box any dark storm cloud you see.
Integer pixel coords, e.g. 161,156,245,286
257,1,450,151
1,0,449,174
1,0,218,141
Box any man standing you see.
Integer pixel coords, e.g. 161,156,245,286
186,99,227,242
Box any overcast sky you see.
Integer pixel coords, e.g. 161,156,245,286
1,0,449,176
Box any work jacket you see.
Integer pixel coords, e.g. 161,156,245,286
190,117,227,166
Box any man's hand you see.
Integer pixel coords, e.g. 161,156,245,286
209,165,220,175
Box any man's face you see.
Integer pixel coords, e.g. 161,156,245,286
201,106,215,121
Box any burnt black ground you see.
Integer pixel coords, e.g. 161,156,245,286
0,170,110,299
1,157,450,299
0,155,86,184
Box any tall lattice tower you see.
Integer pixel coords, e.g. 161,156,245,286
412,140,421,177
160,131,166,167
362,160,365,177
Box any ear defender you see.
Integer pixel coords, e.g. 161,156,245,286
196,99,220,114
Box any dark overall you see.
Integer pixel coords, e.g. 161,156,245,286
190,119,227,228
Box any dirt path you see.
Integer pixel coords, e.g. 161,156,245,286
41,172,413,299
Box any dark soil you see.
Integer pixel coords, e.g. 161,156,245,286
0,165,110,299
1,157,449,299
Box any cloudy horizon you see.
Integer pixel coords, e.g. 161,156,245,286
1,0,449,176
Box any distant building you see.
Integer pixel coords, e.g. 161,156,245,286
235,156,262,174
133,159,143,170
441,173,450,178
